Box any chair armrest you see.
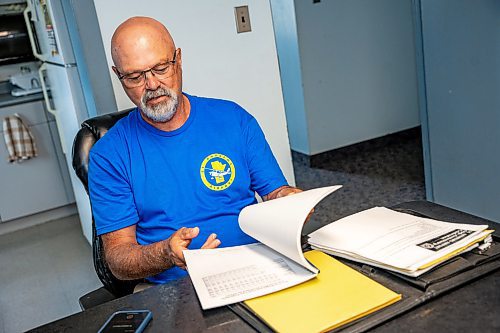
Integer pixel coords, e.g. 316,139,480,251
79,287,117,310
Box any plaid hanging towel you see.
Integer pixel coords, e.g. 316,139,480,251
2,113,38,163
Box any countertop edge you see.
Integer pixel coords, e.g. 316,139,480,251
0,92,45,108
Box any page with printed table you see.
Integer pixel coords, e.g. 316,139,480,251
184,186,341,310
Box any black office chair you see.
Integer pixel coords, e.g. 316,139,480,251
72,108,143,310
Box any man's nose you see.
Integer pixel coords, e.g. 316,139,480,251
144,70,161,90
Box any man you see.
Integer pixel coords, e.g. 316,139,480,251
88,17,301,284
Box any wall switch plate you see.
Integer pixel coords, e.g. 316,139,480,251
234,6,251,33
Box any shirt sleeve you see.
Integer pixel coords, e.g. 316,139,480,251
243,113,288,197
89,145,139,236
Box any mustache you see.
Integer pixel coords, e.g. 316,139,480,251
142,88,173,103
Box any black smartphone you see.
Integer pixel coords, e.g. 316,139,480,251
97,310,152,333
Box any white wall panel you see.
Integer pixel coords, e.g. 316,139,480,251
294,0,420,154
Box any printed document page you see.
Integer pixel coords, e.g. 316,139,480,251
184,243,315,310
239,185,341,272
308,207,489,273
184,185,341,309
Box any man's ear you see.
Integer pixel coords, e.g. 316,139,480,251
177,48,182,67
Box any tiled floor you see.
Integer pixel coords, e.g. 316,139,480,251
0,128,425,332
0,215,101,333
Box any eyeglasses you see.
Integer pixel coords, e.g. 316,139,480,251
116,50,177,88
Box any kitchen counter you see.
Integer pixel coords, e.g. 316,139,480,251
0,91,44,108
0,81,44,108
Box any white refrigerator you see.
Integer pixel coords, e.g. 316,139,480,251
23,0,117,242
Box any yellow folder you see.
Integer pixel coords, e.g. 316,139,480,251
244,250,401,333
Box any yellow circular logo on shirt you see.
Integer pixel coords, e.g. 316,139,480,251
200,153,236,191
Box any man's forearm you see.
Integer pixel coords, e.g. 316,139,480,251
104,239,174,280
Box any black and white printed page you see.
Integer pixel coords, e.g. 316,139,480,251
184,185,341,309
184,243,315,310
308,207,492,275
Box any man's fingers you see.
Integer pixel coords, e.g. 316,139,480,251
167,228,219,270
178,226,200,240
167,227,201,270
201,233,221,249
276,187,303,199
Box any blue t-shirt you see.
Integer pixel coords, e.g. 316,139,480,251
88,94,287,283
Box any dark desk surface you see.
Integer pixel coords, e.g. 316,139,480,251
30,202,500,333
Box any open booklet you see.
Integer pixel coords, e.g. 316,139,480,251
308,207,494,277
183,186,341,310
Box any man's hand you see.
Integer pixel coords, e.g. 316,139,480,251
275,186,303,198
263,186,314,222
263,186,302,201
166,227,221,269
101,225,221,280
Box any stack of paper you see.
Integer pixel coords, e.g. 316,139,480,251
184,186,341,309
244,250,401,333
308,207,494,277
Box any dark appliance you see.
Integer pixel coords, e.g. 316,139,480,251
0,4,35,65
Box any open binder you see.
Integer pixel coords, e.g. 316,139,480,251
228,201,500,333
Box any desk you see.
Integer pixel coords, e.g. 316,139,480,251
29,202,500,332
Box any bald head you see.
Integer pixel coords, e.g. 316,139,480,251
111,16,175,70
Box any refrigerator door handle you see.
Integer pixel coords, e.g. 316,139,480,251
23,6,44,61
39,64,67,154
39,64,55,115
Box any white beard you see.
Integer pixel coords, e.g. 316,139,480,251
140,87,179,123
